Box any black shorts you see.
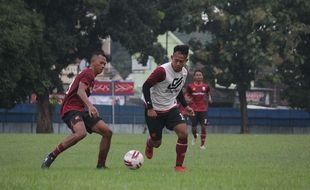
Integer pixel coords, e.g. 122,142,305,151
145,107,186,141
62,111,102,134
190,111,208,127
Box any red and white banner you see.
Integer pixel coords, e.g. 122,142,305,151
114,81,135,95
92,81,134,95
246,91,270,105
92,81,112,95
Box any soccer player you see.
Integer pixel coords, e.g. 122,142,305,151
186,69,212,149
41,51,112,169
142,45,194,172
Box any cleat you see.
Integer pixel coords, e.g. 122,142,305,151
191,138,196,145
175,166,187,172
41,153,55,169
200,145,206,150
145,144,153,159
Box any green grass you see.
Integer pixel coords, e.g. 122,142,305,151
0,134,309,190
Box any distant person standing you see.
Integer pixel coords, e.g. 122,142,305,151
142,45,194,172
186,69,212,149
41,51,112,169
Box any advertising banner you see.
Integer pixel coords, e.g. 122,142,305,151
92,81,134,95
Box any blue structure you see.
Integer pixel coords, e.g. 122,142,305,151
1,104,309,133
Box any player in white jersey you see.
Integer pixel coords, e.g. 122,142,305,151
142,45,194,172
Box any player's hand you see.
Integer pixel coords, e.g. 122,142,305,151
209,99,213,104
185,96,192,103
147,108,157,118
185,106,195,116
88,106,99,118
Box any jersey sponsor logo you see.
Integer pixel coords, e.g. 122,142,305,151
179,113,185,120
168,77,183,90
192,92,205,95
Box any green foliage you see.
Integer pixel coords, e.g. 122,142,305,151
1,0,199,109
0,0,108,109
186,0,310,112
190,0,274,90
272,0,310,112
0,134,309,190
183,0,310,131
0,0,44,108
96,0,159,59
96,0,190,62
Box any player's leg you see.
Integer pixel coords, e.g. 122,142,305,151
198,112,208,149
174,123,188,172
190,114,198,145
144,109,163,159
41,111,87,169
166,108,188,172
145,136,162,159
91,120,112,169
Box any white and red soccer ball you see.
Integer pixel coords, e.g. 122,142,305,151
123,150,144,170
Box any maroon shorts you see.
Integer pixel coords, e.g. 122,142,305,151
190,111,208,127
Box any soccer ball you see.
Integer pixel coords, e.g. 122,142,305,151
123,150,144,170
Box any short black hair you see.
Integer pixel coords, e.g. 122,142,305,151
173,45,189,55
90,50,106,62
91,50,106,58
194,69,203,75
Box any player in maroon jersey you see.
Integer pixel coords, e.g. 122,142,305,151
142,45,194,172
41,51,112,169
186,70,212,149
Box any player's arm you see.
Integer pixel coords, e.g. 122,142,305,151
177,91,194,116
142,81,154,109
183,92,191,103
185,85,193,102
206,85,213,104
142,67,165,117
77,82,98,118
177,91,188,108
208,93,213,104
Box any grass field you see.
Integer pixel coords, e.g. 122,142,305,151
0,133,309,190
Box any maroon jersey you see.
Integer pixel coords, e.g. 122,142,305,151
186,82,210,112
60,68,95,118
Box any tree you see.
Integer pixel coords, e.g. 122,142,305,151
188,0,296,133
0,0,110,133
1,0,195,133
95,0,191,64
22,0,99,133
96,0,196,78
272,1,310,112
0,1,44,108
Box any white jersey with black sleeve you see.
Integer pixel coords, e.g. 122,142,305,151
143,62,188,112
